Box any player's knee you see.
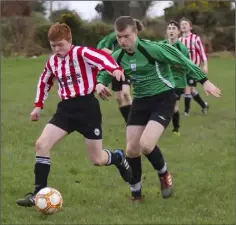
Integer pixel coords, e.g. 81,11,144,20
35,139,50,155
139,139,153,155
123,92,132,105
115,94,124,107
174,104,179,112
191,90,198,96
126,143,140,158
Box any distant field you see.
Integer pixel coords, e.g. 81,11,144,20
1,55,235,224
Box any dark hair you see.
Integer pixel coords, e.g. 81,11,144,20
134,19,144,31
115,16,144,32
179,17,192,26
167,20,180,29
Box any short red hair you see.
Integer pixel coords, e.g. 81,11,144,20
48,23,72,41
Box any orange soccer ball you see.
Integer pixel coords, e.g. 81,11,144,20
34,187,63,215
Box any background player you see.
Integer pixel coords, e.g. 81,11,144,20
179,17,209,116
161,20,190,136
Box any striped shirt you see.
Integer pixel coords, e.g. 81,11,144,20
34,45,122,108
179,33,207,66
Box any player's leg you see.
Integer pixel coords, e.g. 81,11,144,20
141,91,176,198
80,95,132,182
16,123,70,207
184,85,192,116
172,100,180,135
126,125,145,201
172,88,183,136
16,100,78,207
191,87,209,114
125,97,149,201
112,79,132,123
84,139,132,182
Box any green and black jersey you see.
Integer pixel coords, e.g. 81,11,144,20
161,40,189,89
97,38,207,99
96,32,120,52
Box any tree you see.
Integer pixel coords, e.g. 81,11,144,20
30,1,47,15
95,1,153,23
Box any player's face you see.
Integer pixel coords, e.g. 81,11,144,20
115,26,137,51
180,20,191,33
50,39,72,57
167,24,179,39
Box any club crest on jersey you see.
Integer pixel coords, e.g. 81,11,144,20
130,63,136,71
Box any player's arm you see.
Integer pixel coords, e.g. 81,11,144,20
80,47,123,77
34,60,55,109
195,36,208,73
31,60,55,121
153,42,207,84
153,43,221,97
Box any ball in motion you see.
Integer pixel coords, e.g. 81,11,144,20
35,187,63,215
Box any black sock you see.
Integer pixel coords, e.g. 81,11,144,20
172,111,180,131
192,92,206,109
104,149,122,166
119,105,131,123
184,94,192,113
126,156,142,196
34,156,51,194
144,146,167,177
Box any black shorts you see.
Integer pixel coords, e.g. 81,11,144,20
111,77,131,92
48,93,102,139
174,88,184,101
127,90,176,129
187,76,197,87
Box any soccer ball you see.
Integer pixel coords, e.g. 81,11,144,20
35,187,63,215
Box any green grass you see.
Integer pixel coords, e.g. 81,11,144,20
1,55,235,224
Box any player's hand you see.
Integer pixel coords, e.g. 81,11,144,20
96,83,112,101
112,69,125,82
202,64,208,74
203,80,221,98
30,107,41,121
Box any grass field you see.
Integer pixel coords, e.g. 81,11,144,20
1,55,235,224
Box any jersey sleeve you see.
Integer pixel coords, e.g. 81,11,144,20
153,43,208,84
96,49,121,86
80,47,122,74
34,59,55,108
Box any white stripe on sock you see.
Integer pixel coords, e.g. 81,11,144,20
158,163,167,174
104,149,111,165
130,182,141,192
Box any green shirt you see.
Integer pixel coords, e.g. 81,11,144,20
96,32,119,51
161,40,189,89
97,38,207,99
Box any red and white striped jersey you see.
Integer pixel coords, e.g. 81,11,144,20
34,45,122,108
179,33,207,66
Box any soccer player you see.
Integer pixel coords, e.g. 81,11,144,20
161,20,190,136
97,19,144,123
16,23,132,207
179,17,209,116
96,16,221,201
